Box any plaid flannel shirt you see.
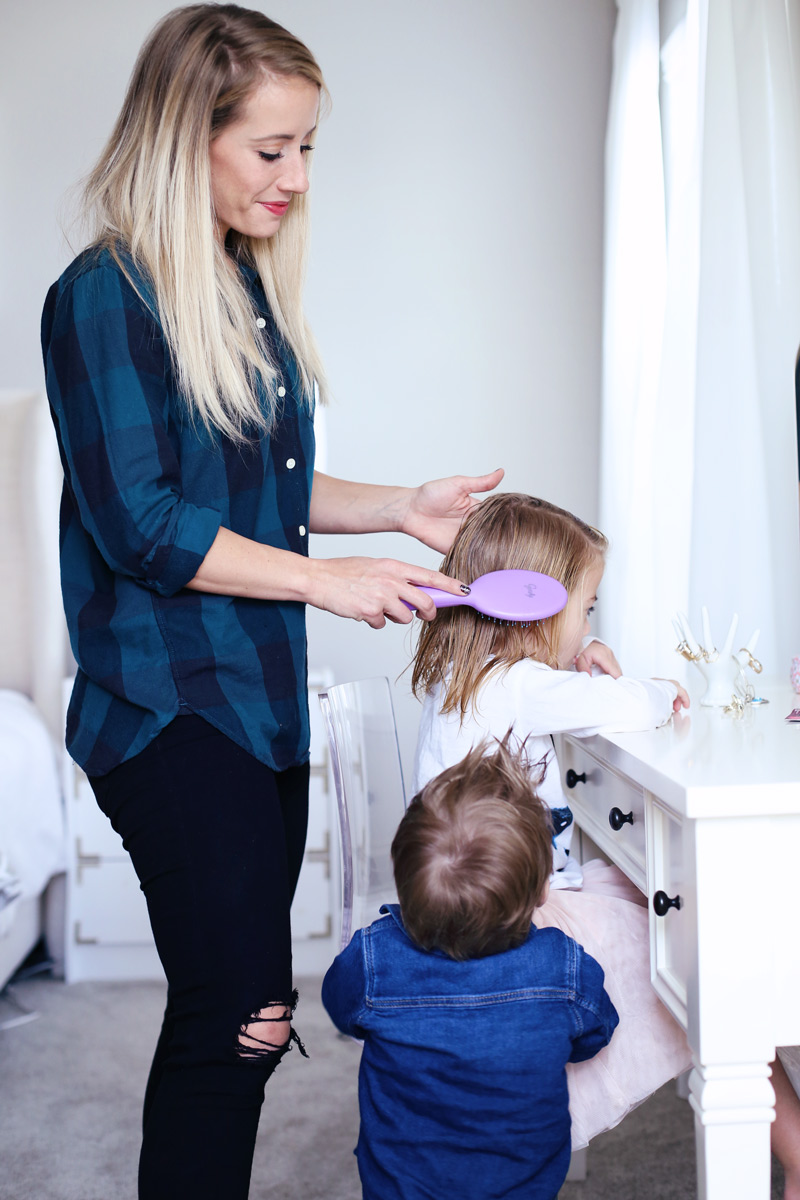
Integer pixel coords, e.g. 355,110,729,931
42,246,315,776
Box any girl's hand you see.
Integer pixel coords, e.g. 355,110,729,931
307,556,466,629
654,679,691,712
401,469,505,553
575,640,622,679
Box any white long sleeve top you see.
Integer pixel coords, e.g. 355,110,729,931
413,654,677,890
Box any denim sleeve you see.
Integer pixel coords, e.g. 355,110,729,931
568,943,620,1063
43,261,221,597
321,931,369,1036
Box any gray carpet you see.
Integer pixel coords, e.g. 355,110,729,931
0,973,785,1199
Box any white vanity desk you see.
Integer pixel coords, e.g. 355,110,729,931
556,680,800,1200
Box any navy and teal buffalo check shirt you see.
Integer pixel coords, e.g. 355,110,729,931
42,246,315,776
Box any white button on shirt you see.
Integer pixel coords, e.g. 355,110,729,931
286,458,296,470
277,386,286,398
256,317,266,329
299,526,306,537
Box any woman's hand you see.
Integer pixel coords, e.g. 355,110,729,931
308,469,504,553
187,528,466,628
307,556,466,629
401,469,505,553
575,640,622,678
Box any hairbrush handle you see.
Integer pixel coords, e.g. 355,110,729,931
410,586,468,610
401,587,467,613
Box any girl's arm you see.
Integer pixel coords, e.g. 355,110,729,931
511,661,684,737
309,469,504,553
572,642,688,711
574,639,622,678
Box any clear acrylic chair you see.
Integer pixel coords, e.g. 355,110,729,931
318,677,408,951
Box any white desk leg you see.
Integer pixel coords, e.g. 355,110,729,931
689,1062,775,1199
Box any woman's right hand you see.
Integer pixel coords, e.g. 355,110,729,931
306,556,466,629
187,528,466,627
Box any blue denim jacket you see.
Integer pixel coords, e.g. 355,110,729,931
322,905,618,1200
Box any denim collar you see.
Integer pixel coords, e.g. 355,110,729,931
379,903,404,931
379,904,460,961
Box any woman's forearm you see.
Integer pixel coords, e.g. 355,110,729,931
309,467,505,554
184,524,467,629
186,526,319,602
309,472,412,535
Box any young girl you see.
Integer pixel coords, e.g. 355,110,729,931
411,492,800,1192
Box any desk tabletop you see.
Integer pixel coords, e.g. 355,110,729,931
573,678,800,818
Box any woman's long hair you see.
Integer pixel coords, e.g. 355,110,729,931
411,493,608,716
81,3,328,440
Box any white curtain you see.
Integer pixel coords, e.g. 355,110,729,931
600,0,800,679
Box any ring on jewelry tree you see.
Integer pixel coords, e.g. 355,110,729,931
738,648,762,674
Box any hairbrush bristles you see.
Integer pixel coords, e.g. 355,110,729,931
477,613,539,628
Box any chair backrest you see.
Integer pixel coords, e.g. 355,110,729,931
318,677,407,951
0,390,66,738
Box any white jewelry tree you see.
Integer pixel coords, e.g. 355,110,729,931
672,608,762,709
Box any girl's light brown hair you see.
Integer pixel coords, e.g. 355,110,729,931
391,736,552,961
82,3,328,440
411,493,607,716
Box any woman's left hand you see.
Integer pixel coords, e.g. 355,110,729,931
402,468,505,553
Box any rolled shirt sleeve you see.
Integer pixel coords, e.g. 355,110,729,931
44,258,221,596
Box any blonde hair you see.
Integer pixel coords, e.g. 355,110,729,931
82,3,328,440
411,493,608,716
391,737,552,961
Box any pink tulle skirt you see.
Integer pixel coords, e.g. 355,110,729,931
533,860,692,1148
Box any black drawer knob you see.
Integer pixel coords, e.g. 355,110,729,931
565,769,586,789
608,807,634,831
653,890,682,918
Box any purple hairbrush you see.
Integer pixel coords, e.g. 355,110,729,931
407,569,568,624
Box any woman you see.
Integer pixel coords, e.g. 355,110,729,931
41,6,502,1197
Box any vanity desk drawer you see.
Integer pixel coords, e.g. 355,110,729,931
645,796,691,1027
557,736,647,893
557,735,692,1030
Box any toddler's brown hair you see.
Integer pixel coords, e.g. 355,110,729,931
391,736,553,961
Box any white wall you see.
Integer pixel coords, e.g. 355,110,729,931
1,0,615,775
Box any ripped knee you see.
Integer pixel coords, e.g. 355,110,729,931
236,988,308,1067
238,1006,290,1059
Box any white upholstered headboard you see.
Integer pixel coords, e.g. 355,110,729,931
0,390,68,739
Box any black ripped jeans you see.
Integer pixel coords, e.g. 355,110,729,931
89,715,309,1200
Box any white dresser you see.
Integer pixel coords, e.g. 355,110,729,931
556,679,800,1200
62,670,338,982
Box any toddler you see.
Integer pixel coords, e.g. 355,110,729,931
322,739,618,1200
